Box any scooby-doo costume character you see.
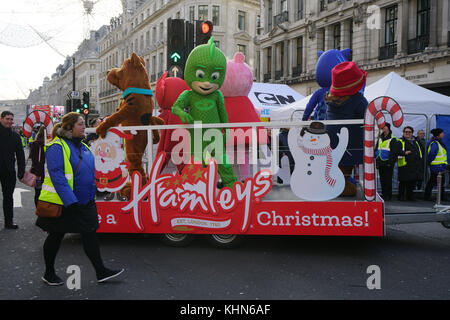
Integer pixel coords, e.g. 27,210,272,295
325,61,368,197
171,38,237,188
96,53,164,198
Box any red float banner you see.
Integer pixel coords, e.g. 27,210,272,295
96,152,384,237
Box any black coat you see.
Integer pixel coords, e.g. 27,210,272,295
392,137,424,182
0,123,25,178
36,201,99,234
326,92,368,166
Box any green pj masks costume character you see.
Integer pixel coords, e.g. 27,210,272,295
171,37,237,188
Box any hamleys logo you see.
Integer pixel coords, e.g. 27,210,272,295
121,152,273,232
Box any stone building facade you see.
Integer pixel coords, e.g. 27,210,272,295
256,0,450,97
98,0,261,116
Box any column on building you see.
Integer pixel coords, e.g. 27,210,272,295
429,0,438,48
441,0,449,47
397,0,409,56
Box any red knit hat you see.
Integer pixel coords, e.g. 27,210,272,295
330,61,367,97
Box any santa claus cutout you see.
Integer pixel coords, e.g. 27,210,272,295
91,128,132,200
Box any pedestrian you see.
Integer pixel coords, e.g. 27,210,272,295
325,61,368,196
423,128,448,201
30,126,46,206
415,129,426,190
36,112,124,286
0,111,25,229
393,126,423,201
375,123,397,201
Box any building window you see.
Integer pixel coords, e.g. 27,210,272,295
90,75,95,85
417,0,430,37
198,5,208,21
297,0,304,20
159,22,164,41
237,44,246,56
333,24,341,50
385,5,398,45
238,11,246,31
176,11,180,19
146,30,150,47
214,40,220,49
265,47,272,82
296,37,303,67
189,6,195,22
320,0,326,11
90,64,96,70
281,0,287,12
212,6,220,26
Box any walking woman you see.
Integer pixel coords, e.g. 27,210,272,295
36,112,123,285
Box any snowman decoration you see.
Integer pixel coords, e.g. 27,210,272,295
288,122,348,201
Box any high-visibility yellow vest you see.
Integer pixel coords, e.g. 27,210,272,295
38,138,74,205
398,139,422,167
375,136,396,161
428,141,448,166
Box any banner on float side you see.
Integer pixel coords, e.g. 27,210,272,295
96,152,384,237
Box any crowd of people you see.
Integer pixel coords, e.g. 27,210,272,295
375,124,448,201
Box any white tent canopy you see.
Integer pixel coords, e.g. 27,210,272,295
270,72,450,127
248,82,304,119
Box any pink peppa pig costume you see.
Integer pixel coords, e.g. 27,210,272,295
221,52,266,180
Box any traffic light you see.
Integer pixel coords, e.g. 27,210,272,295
72,99,81,113
196,20,213,46
82,91,90,115
167,18,185,78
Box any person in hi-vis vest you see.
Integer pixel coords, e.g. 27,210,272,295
424,128,448,201
375,123,397,201
393,126,423,201
36,112,124,286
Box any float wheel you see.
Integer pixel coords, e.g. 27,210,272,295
159,233,195,247
207,234,244,249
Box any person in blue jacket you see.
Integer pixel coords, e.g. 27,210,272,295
36,112,124,285
424,128,448,201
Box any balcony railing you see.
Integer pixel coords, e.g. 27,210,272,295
292,65,302,77
263,73,271,83
407,35,429,54
274,11,289,25
379,43,397,60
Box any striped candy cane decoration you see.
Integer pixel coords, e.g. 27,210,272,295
364,96,403,201
23,110,54,138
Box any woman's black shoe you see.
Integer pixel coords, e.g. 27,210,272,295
42,273,64,286
97,268,124,283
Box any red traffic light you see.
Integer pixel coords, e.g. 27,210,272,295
83,109,89,115
201,21,212,34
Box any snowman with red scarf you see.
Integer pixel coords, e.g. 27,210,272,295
288,121,348,201
91,128,132,200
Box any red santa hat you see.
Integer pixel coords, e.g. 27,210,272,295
107,128,134,149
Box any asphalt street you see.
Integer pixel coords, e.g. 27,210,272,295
0,183,449,301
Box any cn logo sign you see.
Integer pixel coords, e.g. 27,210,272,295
366,265,381,290
254,92,296,106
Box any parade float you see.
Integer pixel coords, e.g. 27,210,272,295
84,47,449,248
